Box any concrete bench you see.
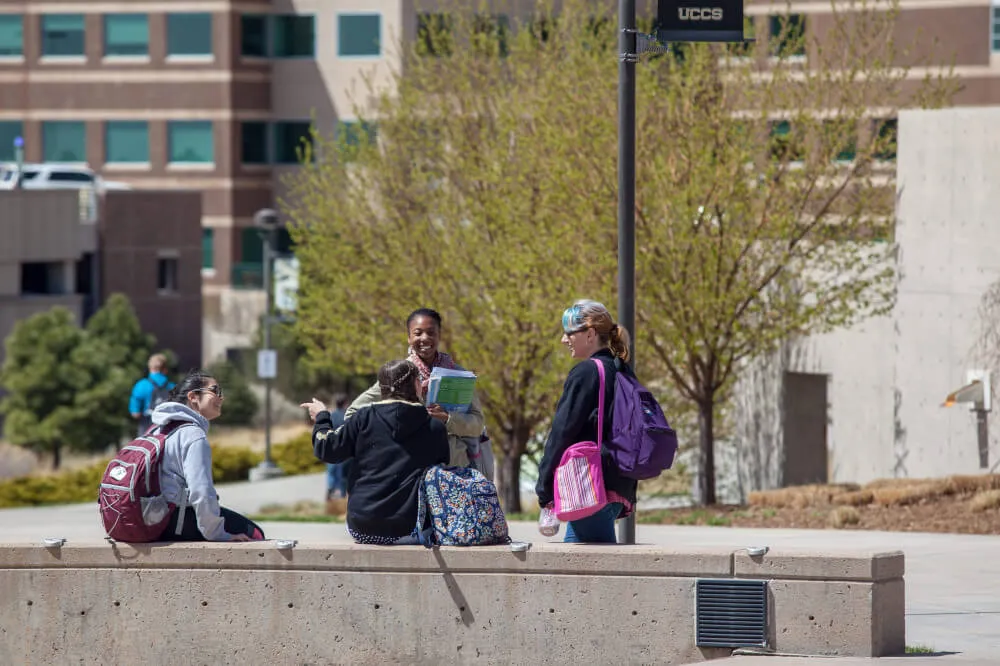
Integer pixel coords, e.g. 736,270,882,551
0,542,903,665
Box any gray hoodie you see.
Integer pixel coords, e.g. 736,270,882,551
151,402,230,541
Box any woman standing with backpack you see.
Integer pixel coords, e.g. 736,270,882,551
536,300,638,543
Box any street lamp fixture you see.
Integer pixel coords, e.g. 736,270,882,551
249,208,286,482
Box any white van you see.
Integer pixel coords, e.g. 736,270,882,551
0,163,131,191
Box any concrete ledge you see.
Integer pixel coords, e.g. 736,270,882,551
0,542,905,665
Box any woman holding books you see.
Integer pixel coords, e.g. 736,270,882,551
344,308,486,469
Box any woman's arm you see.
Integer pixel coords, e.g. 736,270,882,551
180,434,230,541
535,363,600,507
443,390,485,438
313,410,359,464
345,382,380,421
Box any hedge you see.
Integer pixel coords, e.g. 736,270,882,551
0,434,323,508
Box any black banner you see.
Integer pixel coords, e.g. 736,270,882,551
656,0,745,43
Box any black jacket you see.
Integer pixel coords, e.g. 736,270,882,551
312,400,449,538
536,349,639,509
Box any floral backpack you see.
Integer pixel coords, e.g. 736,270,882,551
416,465,510,547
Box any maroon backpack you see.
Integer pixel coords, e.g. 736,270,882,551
98,422,189,542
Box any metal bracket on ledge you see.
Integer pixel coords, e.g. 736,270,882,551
275,539,298,550
43,537,67,548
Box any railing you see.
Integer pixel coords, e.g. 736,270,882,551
231,262,264,289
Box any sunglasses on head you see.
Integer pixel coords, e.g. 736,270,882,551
194,384,224,398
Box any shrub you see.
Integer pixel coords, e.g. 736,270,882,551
829,506,861,528
970,489,1000,512
211,446,263,483
206,360,259,427
0,462,105,508
271,433,324,475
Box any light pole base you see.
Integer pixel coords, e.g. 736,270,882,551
248,461,285,482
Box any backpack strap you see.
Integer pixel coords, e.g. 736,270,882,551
591,358,607,448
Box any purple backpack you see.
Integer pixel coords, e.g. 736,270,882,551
595,358,678,480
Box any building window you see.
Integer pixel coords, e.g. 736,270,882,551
157,256,179,293
824,120,856,162
992,6,1000,53
273,121,312,165
472,14,510,57
202,229,214,270
0,14,23,57
105,121,149,163
41,14,85,57
272,15,314,58
769,14,805,57
103,14,148,57
42,121,86,162
0,121,22,160
168,121,213,164
241,14,268,56
21,262,67,295
769,120,804,162
873,119,897,161
338,14,381,57
417,13,453,56
241,121,269,164
167,13,213,57
337,121,377,146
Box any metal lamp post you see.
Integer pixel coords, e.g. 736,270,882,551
615,0,745,543
249,208,285,482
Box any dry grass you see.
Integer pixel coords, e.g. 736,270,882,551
970,489,1000,513
325,497,349,517
0,443,38,480
211,421,310,452
829,506,861,528
751,475,1000,511
749,483,860,509
256,500,326,517
833,490,875,506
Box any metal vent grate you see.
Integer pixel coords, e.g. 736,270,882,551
696,579,768,648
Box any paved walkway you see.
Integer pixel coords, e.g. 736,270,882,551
2,472,997,660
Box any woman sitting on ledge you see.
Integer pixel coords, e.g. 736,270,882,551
153,370,265,542
301,359,449,545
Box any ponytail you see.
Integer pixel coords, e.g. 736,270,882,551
608,323,632,363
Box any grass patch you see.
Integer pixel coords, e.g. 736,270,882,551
905,645,934,654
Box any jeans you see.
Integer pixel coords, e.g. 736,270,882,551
564,502,623,544
326,461,352,498
160,506,265,541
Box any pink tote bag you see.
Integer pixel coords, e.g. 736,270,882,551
553,359,608,522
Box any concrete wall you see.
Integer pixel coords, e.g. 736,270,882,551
0,542,904,664
735,106,1000,489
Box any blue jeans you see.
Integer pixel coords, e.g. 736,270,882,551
326,461,351,498
564,502,624,544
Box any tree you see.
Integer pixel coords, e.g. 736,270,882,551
0,308,86,469
282,0,954,509
1,295,161,469
206,360,259,427
84,293,155,377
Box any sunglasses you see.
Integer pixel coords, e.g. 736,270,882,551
194,384,224,398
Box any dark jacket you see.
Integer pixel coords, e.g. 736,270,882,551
536,349,639,509
312,400,449,538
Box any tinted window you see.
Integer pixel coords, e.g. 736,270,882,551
41,14,85,57
241,14,267,57
272,16,313,58
167,13,212,56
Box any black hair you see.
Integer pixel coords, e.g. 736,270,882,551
333,393,349,409
406,308,442,331
378,360,421,402
169,369,214,404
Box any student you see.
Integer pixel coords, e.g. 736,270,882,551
325,394,351,500
536,300,639,544
129,353,175,436
302,359,449,545
152,370,265,542
345,308,486,469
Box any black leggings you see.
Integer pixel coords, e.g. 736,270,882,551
160,506,265,541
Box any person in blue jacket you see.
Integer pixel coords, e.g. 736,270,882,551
129,353,175,436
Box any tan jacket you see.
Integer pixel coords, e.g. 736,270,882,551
345,379,484,468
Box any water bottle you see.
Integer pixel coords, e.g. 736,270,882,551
538,506,560,537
